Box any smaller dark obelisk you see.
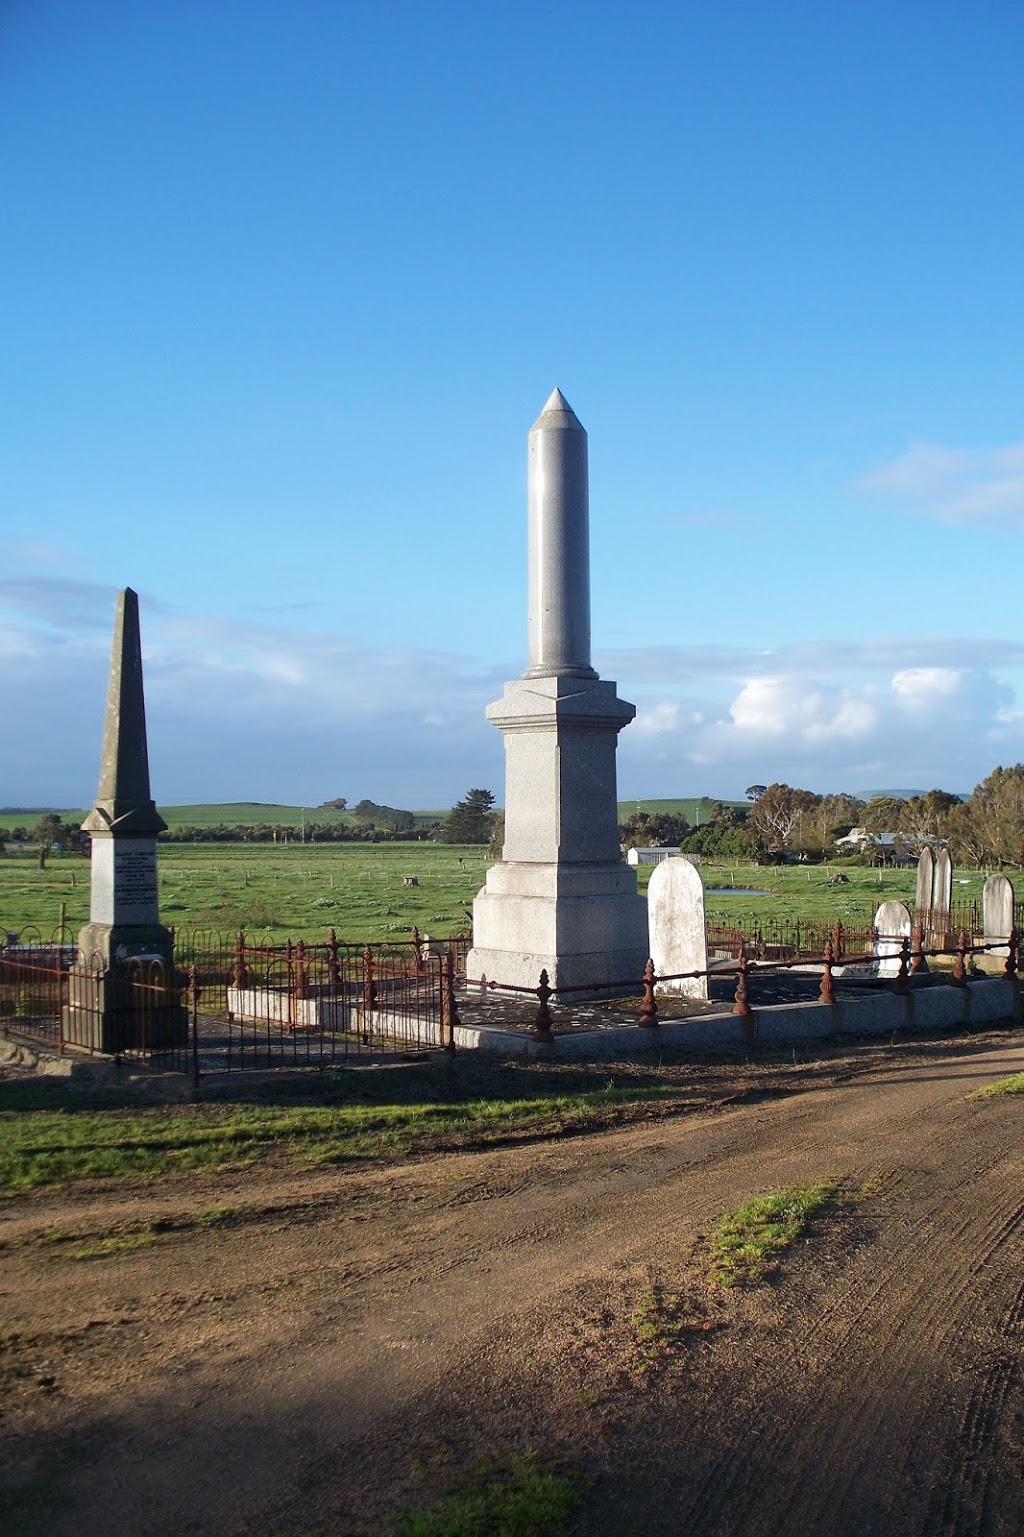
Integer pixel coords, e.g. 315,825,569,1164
77,588,170,965
66,589,182,1053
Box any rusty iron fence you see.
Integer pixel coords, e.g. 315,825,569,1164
0,932,190,1072
3,916,1018,1071
174,927,467,1071
1,924,468,1076
461,926,1021,1041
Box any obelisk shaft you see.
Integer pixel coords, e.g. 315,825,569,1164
525,388,597,680
78,587,169,966
82,588,166,835
467,389,649,992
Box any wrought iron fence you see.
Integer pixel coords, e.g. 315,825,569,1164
1,925,468,1075
178,928,466,1071
0,939,190,1072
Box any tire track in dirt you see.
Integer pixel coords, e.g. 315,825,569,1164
597,1099,1024,1535
3,1038,1023,1536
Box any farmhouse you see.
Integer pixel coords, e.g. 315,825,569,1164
626,846,681,866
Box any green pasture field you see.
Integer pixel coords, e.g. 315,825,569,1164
0,798,739,835
0,842,490,943
617,798,748,820
0,803,446,832
0,841,993,946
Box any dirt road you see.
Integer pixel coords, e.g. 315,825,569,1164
2,1033,1022,1535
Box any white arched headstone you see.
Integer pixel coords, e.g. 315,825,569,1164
983,874,1015,958
931,848,953,935
873,899,912,977
648,857,709,1000
915,845,935,924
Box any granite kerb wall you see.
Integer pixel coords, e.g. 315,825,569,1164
458,976,1021,1059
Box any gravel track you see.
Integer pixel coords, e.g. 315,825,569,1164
1,1032,1022,1535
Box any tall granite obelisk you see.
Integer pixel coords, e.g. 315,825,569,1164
466,390,649,992
67,589,181,1052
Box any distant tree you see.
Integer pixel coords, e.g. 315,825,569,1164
861,796,908,835
745,784,820,858
437,788,497,845
34,812,63,868
963,765,1024,867
487,812,505,858
352,800,415,832
745,784,768,802
680,821,750,858
897,789,961,843
803,793,865,854
618,810,689,850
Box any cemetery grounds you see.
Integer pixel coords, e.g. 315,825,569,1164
2,840,1022,1533
0,840,958,943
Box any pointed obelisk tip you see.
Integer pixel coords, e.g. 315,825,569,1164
532,387,584,432
81,584,166,836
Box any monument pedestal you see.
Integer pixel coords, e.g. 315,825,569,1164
63,959,187,1055
467,676,649,992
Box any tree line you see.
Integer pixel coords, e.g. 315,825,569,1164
7,766,1024,865
617,767,1024,868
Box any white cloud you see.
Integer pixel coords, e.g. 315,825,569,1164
3,577,1024,806
859,440,1024,528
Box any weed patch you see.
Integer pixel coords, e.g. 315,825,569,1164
974,1072,1024,1098
709,1181,837,1287
394,1453,582,1537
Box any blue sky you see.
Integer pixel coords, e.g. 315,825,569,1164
3,0,1024,810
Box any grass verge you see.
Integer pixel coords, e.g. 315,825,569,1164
974,1071,1024,1098
0,1073,700,1193
709,1181,837,1287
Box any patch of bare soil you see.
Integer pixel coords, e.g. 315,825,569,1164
1,1031,1023,1535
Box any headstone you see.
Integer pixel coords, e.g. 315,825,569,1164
467,391,648,992
648,857,708,1000
983,874,1015,958
931,847,953,936
873,899,911,977
915,845,935,924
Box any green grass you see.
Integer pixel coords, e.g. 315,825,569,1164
395,1454,581,1537
709,1182,837,1287
974,1072,1024,1098
0,841,491,943
0,1069,703,1193
628,1279,692,1366
0,842,960,945
0,810,996,946
616,797,747,820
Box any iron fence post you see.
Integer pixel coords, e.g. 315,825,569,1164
733,944,752,1018
327,928,341,993
533,969,554,1042
818,941,835,1006
232,931,248,989
443,946,458,1053
894,936,910,996
295,938,309,1001
190,964,200,1092
362,944,376,1017
1003,927,1018,981
639,958,658,1027
951,930,968,988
